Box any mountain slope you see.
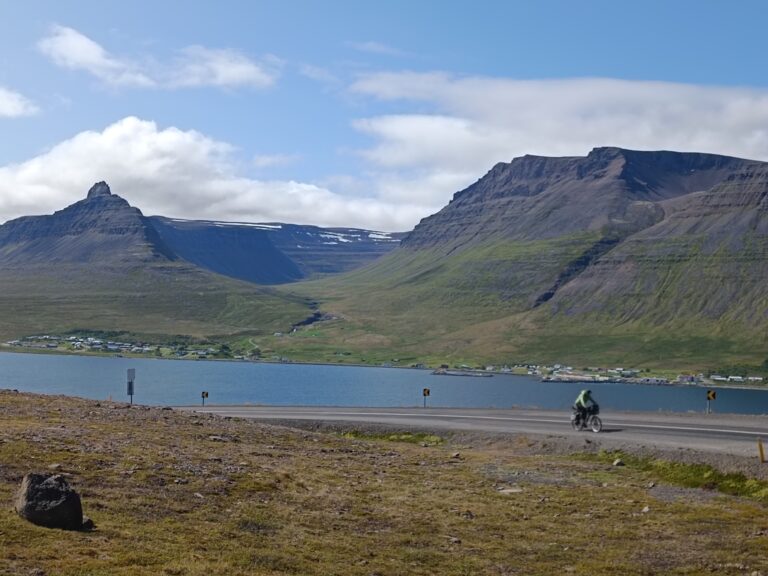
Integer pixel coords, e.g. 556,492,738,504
283,148,768,368
0,183,312,340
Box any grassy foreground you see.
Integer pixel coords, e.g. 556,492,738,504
1,391,768,575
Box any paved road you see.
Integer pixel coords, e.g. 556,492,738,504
179,406,768,458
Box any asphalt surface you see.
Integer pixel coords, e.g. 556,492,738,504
178,406,768,458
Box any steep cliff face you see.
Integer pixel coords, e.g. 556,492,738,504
549,163,768,325
402,147,752,250
0,182,175,265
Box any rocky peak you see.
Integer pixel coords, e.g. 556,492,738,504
0,181,175,264
86,181,112,199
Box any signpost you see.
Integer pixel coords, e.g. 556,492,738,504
706,389,716,414
127,368,135,405
423,387,430,408
201,391,209,406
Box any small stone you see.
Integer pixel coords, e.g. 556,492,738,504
451,452,462,459
193,492,204,499
641,506,650,514
612,458,625,467
47,463,62,471
448,536,461,544
647,482,656,489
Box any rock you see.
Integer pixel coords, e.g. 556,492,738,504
641,506,650,514
450,452,462,459
15,473,87,530
47,463,62,471
612,458,625,467
81,516,95,531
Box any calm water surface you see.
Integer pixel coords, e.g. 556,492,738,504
2,351,768,414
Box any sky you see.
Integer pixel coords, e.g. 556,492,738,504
1,0,768,231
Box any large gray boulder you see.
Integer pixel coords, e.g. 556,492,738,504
14,473,88,530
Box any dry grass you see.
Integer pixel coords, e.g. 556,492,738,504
1,391,767,575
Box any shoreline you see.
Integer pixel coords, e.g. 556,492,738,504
1,344,767,392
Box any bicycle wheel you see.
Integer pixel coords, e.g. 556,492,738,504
571,415,584,431
589,416,603,433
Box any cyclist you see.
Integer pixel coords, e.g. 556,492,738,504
574,389,598,424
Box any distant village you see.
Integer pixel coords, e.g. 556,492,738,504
5,334,236,360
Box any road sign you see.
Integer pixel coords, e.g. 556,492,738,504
706,389,716,414
202,391,209,398
127,369,135,404
422,387,430,408
423,388,430,397
201,390,209,406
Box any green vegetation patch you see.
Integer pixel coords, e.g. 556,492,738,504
586,450,768,502
339,430,443,445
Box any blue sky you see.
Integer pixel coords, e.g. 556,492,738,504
1,0,768,230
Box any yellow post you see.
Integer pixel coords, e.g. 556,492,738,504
759,438,766,464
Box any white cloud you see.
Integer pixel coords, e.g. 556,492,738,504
38,25,277,90
169,46,278,88
37,25,154,87
0,117,418,230
350,73,768,208
0,87,39,117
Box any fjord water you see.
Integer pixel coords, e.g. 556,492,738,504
2,351,768,414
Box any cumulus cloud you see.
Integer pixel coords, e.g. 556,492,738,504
38,25,277,89
0,117,418,230
0,87,39,117
350,73,768,207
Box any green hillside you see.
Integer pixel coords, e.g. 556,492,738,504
0,264,312,343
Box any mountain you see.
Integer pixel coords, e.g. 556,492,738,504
149,217,403,285
0,183,312,341
0,182,175,265
287,148,768,368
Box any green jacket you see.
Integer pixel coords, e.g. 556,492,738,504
575,390,594,408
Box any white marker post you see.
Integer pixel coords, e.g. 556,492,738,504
127,368,135,405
